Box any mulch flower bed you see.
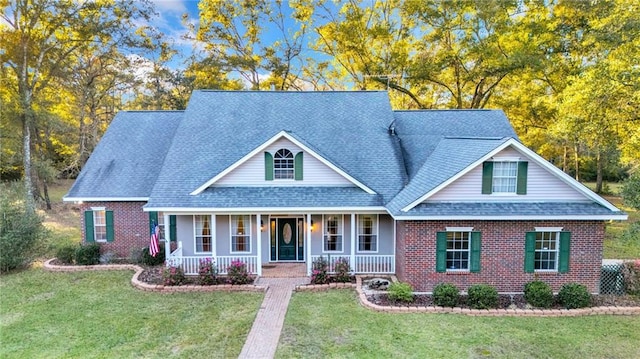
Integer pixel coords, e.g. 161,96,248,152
367,292,640,309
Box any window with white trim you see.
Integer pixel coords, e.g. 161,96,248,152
93,209,107,242
195,215,212,253
231,215,251,253
274,149,294,179
357,215,378,252
492,161,518,193
535,231,559,271
323,215,343,252
446,231,470,270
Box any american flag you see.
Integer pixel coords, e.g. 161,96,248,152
150,222,160,257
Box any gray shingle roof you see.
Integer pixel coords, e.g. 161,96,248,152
151,186,383,209
65,111,182,199
395,202,618,218
392,109,518,178
146,91,406,208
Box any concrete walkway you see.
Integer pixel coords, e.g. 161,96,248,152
238,277,309,359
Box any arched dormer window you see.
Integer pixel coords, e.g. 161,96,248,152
274,149,294,179
264,149,303,181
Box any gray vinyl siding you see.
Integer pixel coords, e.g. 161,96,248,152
215,137,354,187
428,147,588,202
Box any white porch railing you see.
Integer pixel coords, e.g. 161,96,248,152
311,255,395,274
166,243,258,275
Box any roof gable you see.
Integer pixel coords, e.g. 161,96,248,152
191,131,374,194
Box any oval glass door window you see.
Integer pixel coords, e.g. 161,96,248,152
283,223,292,244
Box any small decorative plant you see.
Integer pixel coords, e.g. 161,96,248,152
75,243,101,265
558,283,591,309
622,260,640,296
333,257,352,283
524,280,554,308
140,246,165,266
467,284,499,309
163,265,185,286
310,256,329,284
198,257,219,285
388,282,414,303
433,283,460,307
227,260,253,285
56,245,76,264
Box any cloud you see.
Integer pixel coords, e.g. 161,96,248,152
150,0,188,14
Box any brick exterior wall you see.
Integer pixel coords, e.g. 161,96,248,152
80,202,151,257
395,220,605,293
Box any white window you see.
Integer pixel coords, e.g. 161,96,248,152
194,215,212,253
274,149,294,179
535,231,559,271
231,215,251,253
93,210,107,242
446,231,470,270
492,161,518,193
357,215,378,252
323,215,343,252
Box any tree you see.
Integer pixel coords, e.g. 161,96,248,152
0,0,153,210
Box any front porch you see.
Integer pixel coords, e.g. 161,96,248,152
165,240,396,276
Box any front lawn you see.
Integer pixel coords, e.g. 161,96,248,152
0,269,263,358
278,290,640,358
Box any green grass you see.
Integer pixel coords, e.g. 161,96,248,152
0,269,263,358
278,290,640,359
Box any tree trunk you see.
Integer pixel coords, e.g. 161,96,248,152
595,150,603,193
21,103,35,213
573,144,580,181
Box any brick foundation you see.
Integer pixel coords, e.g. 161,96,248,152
395,220,604,293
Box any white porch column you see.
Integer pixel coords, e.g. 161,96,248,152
350,213,356,274
256,214,262,276
164,213,171,262
306,213,312,275
211,214,217,260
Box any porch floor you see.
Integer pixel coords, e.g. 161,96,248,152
260,263,307,278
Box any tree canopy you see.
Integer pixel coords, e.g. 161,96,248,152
1,0,638,207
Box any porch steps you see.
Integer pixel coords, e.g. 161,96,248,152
260,263,307,278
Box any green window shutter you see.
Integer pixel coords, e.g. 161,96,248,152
436,232,447,272
148,211,158,234
470,232,481,273
265,152,274,181
524,232,536,273
516,161,528,195
169,215,177,242
105,210,114,242
558,232,571,273
294,152,303,181
482,162,493,194
84,210,95,243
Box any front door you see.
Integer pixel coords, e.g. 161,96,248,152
277,218,296,261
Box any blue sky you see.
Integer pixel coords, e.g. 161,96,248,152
147,0,201,66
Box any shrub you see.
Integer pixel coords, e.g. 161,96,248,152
558,283,591,309
75,243,101,265
0,182,47,272
227,260,252,285
56,245,77,264
622,260,640,296
388,282,414,303
333,257,352,283
198,258,219,285
163,265,185,286
140,246,165,266
310,256,329,284
467,284,499,309
433,283,460,307
621,172,640,210
524,281,554,308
